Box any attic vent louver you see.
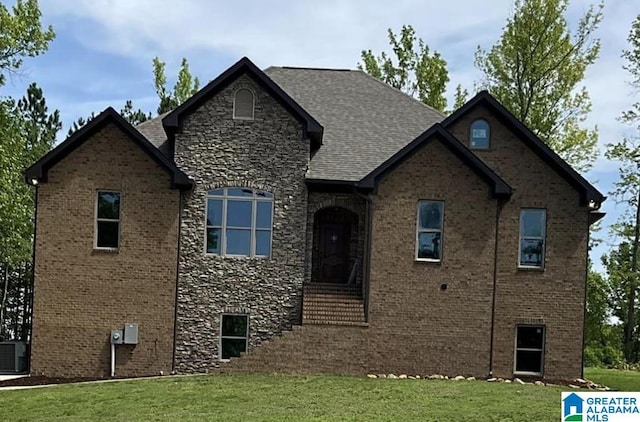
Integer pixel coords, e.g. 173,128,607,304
233,89,254,120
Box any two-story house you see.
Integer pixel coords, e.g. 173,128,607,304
25,57,604,381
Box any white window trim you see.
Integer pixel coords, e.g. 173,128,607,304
219,313,249,362
469,119,490,150
415,200,444,262
94,190,121,250
513,325,545,376
205,188,274,258
518,208,546,269
232,88,255,120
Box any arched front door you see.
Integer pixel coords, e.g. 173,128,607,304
312,207,357,284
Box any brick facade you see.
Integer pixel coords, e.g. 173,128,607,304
30,123,180,378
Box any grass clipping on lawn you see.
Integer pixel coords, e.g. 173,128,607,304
0,369,637,421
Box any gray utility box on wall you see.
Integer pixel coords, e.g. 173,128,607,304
124,324,138,344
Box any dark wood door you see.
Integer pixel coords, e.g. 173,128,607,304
319,223,350,283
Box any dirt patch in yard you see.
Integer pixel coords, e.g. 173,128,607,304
0,376,104,387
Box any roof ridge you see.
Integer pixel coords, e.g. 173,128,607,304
135,111,171,129
356,70,446,118
268,65,354,72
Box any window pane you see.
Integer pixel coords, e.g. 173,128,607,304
206,199,223,227
255,230,271,256
97,192,120,219
418,202,443,230
227,201,252,228
206,228,221,254
515,350,543,373
520,239,544,267
256,202,272,229
227,188,253,197
517,326,544,349
97,221,119,248
256,191,273,199
226,229,251,255
207,188,224,196
470,120,490,149
221,338,247,359
417,232,441,260
521,210,544,237
222,315,248,337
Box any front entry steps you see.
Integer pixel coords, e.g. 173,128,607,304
302,283,366,326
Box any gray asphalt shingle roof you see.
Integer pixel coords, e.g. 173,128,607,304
135,66,445,182
264,67,445,181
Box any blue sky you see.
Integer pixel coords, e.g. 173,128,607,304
2,0,637,272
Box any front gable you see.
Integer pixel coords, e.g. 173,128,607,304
25,108,192,190
441,91,604,208
162,57,323,149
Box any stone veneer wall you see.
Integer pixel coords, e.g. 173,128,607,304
305,193,367,285
173,74,310,372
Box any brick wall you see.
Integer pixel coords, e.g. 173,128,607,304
448,105,589,380
31,122,180,378
173,74,310,372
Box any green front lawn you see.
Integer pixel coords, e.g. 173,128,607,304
585,367,640,391
0,369,637,422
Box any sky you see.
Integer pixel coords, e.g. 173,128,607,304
2,0,638,272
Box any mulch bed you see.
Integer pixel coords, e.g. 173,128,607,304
0,375,105,387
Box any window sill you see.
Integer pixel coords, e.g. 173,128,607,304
205,253,270,259
93,247,119,253
232,116,254,121
517,266,544,272
415,258,442,264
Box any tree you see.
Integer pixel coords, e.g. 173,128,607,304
153,57,200,114
359,25,450,112
603,13,640,363
0,0,55,86
475,0,603,172
452,84,469,111
120,100,151,126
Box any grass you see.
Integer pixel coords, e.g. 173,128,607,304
0,369,636,421
585,367,640,391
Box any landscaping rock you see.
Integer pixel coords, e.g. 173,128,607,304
453,375,466,381
487,378,497,382
534,381,545,386
514,378,525,385
388,374,398,379
569,384,580,389
398,374,407,379
367,374,377,379
428,374,443,380
408,376,416,379
415,375,421,379
466,377,476,381
504,379,511,383
377,374,387,379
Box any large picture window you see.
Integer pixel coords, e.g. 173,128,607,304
95,191,121,249
515,325,545,375
416,201,444,261
519,209,546,268
220,314,249,360
206,187,273,257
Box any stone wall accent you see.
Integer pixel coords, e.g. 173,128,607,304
173,74,310,372
448,105,589,381
305,193,366,285
31,123,180,378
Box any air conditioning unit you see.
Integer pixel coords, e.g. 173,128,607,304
0,341,27,373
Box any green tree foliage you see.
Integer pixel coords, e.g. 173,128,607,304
475,0,603,172
602,13,640,363
359,25,450,112
120,100,151,126
0,0,54,86
153,57,200,114
452,84,469,111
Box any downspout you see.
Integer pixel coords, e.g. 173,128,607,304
27,184,38,373
488,199,504,377
171,191,184,374
581,210,591,380
355,190,373,323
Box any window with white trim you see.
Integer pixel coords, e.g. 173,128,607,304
416,200,444,261
95,191,121,249
233,89,254,120
515,325,545,375
206,187,273,257
220,314,248,360
470,119,490,149
519,209,546,268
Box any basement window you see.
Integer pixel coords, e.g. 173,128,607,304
220,314,249,360
95,191,121,249
514,325,545,375
233,89,254,120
